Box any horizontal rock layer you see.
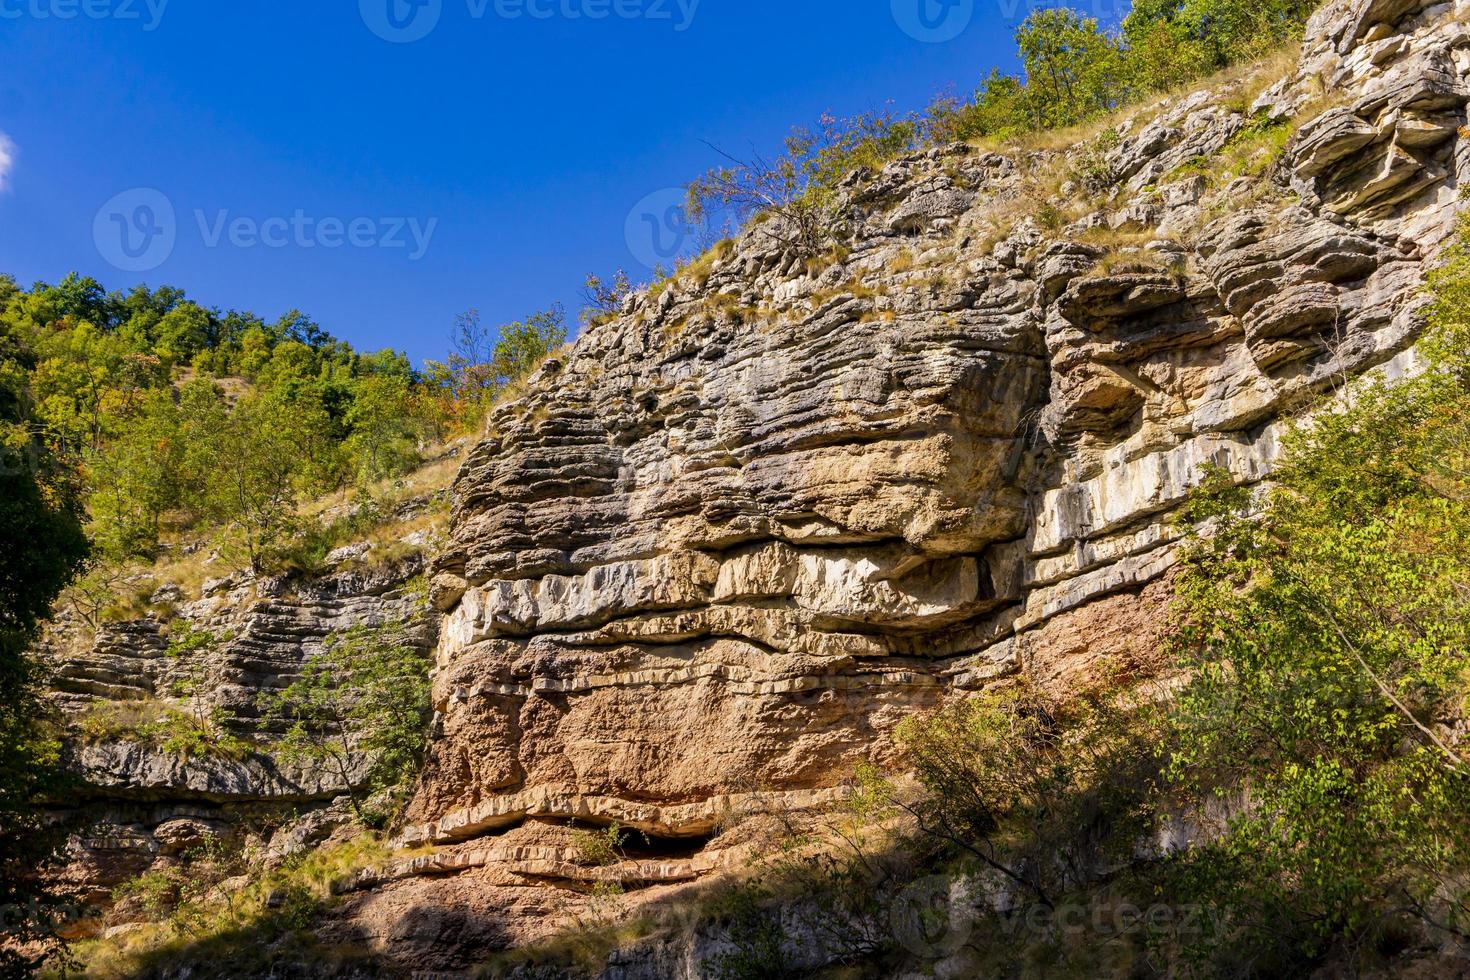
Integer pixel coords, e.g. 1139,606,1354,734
406,0,1468,870
40,0,1470,973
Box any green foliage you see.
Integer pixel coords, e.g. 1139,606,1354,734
1125,0,1318,76
0,272,447,579
581,269,632,328
77,699,251,762
198,392,309,574
344,374,418,485
927,0,1318,144
897,681,1164,913
423,305,567,431
1015,9,1127,130
68,837,396,980
708,884,790,980
570,822,632,869
0,288,89,974
1159,220,1470,969
489,306,567,388
267,621,432,820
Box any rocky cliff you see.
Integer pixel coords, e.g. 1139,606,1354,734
354,0,1470,969
39,483,446,925
45,0,1470,975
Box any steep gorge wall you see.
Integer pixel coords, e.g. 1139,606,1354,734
37,0,1470,973
330,0,1470,968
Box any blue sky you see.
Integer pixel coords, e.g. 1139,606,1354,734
0,0,1059,366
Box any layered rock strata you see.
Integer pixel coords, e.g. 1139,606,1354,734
411,0,1462,843
340,0,1470,968
39,0,1470,972
40,512,441,929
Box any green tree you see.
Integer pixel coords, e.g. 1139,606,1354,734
0,316,88,974
345,373,419,485
490,305,567,389
267,622,432,822
926,0,1317,144
86,387,184,560
927,70,1032,142
426,306,568,432
1129,0,1318,69
1015,9,1127,130
151,301,215,365
200,393,306,575
581,269,632,328
1164,219,1470,967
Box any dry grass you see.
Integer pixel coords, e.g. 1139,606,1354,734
997,43,1302,157
1077,225,1169,249
804,243,852,278
57,837,430,980
961,39,1310,262
301,448,459,524
75,697,253,761
808,279,884,309
75,698,178,740
683,238,736,290
1088,248,1187,279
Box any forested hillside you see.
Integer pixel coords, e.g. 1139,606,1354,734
0,273,564,974
0,274,567,574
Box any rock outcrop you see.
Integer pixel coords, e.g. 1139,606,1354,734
39,495,444,933
340,0,1470,971
43,0,1470,974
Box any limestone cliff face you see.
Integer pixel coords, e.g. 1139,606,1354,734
41,508,441,914
337,0,1470,965
40,0,1470,972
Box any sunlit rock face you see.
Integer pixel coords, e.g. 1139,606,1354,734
35,0,1455,969
406,3,1465,884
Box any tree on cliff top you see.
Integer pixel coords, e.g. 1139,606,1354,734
424,305,567,431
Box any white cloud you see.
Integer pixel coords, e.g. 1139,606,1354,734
0,133,14,191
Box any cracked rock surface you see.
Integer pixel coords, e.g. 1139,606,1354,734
409,0,1465,854
349,1,1470,970
39,0,1470,972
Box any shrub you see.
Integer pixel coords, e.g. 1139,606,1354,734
266,620,432,820
925,0,1318,147
687,110,921,255
581,270,632,328
1159,217,1470,969
896,680,1165,914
